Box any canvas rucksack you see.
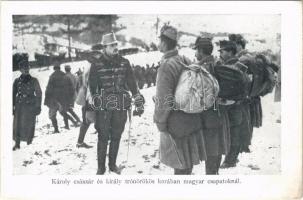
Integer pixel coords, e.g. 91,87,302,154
174,63,220,113
214,61,251,101
247,54,278,97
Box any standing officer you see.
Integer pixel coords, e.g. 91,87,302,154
88,32,145,175
216,40,252,169
13,60,42,150
194,37,230,174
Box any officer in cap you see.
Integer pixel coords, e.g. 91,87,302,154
13,60,42,150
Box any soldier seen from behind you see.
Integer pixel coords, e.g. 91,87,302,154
64,65,81,126
13,60,42,150
44,64,79,133
194,37,230,174
88,32,145,175
154,25,207,175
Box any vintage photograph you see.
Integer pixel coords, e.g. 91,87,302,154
11,14,282,175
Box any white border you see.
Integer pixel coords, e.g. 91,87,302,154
1,1,302,200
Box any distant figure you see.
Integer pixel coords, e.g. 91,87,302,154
44,64,78,133
150,63,157,86
145,64,153,88
134,65,145,89
64,65,81,125
13,60,42,150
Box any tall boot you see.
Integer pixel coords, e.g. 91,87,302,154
96,141,108,175
51,118,60,133
216,155,222,174
220,146,239,168
63,116,70,130
108,139,122,174
68,109,81,123
13,138,20,151
206,156,219,175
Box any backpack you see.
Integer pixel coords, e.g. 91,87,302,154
174,63,220,113
239,53,278,97
214,61,251,101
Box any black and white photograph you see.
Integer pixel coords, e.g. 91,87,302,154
1,1,302,200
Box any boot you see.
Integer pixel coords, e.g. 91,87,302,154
108,140,122,174
220,146,240,169
96,141,108,175
206,156,219,175
63,116,70,130
13,140,20,151
68,109,81,123
51,118,60,133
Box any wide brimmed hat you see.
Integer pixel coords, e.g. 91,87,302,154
193,37,213,49
218,40,237,51
101,32,118,46
160,25,178,41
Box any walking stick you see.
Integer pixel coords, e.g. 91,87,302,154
126,106,132,163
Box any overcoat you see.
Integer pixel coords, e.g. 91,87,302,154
199,55,230,156
13,74,42,143
44,70,74,111
154,49,207,169
222,56,252,152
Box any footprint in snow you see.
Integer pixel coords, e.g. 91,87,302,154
44,150,51,156
137,170,143,174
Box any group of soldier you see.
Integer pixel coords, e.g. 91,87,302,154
12,24,280,175
133,63,159,89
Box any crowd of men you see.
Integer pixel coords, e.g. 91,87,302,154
12,25,280,175
133,63,159,89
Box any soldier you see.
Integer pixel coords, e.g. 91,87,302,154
154,25,206,175
44,64,78,132
64,65,81,125
150,63,157,86
75,64,94,148
13,60,42,150
145,64,153,88
229,34,261,151
134,65,145,89
88,32,145,175
216,40,252,169
193,37,230,174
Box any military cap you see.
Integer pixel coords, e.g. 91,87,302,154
218,40,237,51
193,37,213,49
228,34,247,45
53,63,60,70
160,25,178,41
65,65,71,70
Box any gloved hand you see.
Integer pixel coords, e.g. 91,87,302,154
133,93,145,117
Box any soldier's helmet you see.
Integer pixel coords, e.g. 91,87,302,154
101,32,118,46
160,24,178,41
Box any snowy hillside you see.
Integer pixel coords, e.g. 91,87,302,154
12,58,281,175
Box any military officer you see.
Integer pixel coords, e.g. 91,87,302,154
88,32,145,175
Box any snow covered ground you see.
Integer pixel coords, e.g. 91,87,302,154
12,59,281,175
